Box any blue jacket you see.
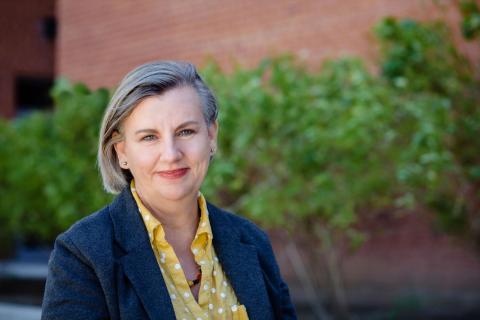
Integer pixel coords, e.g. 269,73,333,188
41,187,297,319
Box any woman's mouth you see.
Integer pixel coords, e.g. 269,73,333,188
157,168,189,179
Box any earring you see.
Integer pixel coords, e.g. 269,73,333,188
122,161,128,166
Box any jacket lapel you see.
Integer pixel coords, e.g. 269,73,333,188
208,203,272,320
109,188,175,320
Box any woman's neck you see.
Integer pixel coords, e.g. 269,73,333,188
135,187,199,250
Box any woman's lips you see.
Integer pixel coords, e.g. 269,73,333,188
157,168,189,179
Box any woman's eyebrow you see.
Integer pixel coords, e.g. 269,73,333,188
134,121,200,135
176,120,200,130
134,128,157,135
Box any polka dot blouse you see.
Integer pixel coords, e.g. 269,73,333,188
130,180,249,320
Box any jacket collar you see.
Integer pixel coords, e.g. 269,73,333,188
109,187,270,319
109,187,175,319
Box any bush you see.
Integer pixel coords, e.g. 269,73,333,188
201,54,459,240
0,16,478,246
0,79,112,243
376,16,480,240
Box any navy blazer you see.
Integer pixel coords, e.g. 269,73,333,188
41,187,297,319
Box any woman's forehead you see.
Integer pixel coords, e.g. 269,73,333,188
124,87,204,129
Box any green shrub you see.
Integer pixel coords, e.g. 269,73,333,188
0,15,478,246
0,119,16,248
376,16,480,240
375,17,471,95
0,79,112,242
460,0,480,39
201,54,457,239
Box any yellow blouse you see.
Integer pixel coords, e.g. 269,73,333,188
130,181,249,320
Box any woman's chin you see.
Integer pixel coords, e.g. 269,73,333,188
153,186,196,202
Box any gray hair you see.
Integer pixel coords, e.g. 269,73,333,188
98,60,218,194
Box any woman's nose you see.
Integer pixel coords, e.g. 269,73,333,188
160,139,182,162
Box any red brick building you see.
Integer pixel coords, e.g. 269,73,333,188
0,0,55,118
56,0,479,89
1,1,478,116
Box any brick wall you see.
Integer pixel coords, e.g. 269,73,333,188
57,0,480,89
269,211,480,314
0,0,55,118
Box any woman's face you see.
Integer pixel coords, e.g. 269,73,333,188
114,85,217,205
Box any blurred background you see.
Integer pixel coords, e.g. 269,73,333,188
1,0,479,319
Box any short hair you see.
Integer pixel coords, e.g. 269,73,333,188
98,60,218,194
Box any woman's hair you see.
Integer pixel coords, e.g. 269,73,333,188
98,60,218,194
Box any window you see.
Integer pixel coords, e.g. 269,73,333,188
41,16,57,42
15,76,54,116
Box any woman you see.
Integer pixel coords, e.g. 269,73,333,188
41,61,296,319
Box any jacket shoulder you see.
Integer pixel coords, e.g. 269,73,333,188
207,202,271,247
56,205,114,260
43,206,114,319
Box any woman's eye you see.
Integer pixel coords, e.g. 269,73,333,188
141,135,156,141
178,129,195,137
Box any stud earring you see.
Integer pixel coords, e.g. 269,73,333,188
122,161,128,166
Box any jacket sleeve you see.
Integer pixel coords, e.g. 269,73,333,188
41,233,109,320
255,228,297,319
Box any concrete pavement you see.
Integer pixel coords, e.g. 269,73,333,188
0,302,41,320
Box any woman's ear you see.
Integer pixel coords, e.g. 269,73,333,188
112,131,128,169
208,120,218,151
